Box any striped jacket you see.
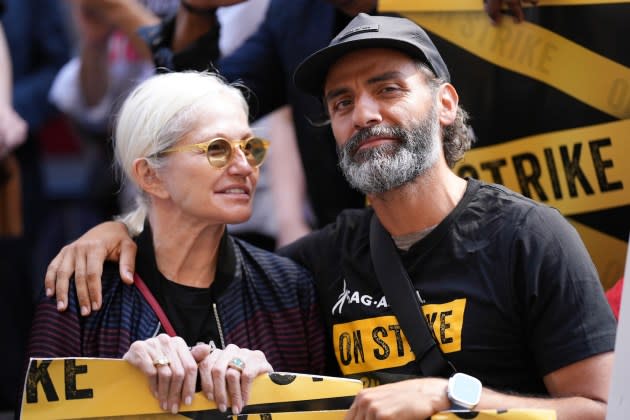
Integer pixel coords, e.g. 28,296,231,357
27,234,328,375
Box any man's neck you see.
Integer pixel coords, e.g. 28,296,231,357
369,165,467,237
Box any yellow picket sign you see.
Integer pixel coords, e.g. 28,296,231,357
380,0,630,12
20,358,362,419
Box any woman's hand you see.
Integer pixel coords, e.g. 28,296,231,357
194,343,273,415
124,336,273,415
123,334,199,414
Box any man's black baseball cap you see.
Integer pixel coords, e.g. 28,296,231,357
294,13,450,97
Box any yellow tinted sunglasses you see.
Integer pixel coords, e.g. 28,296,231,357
160,136,270,168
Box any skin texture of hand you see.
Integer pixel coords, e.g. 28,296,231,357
344,378,450,420
195,343,273,415
123,337,273,415
484,0,538,24
71,0,159,60
45,221,137,315
0,103,28,158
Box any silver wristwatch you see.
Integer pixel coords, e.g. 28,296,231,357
447,372,482,410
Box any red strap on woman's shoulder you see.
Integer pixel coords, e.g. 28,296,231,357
133,272,177,336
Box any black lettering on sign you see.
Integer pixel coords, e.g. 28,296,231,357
339,333,352,366
560,143,594,198
352,330,365,364
440,311,454,345
26,360,59,403
589,139,623,192
457,137,622,202
64,359,93,400
480,159,507,184
260,414,272,420
372,326,390,360
425,312,438,341
544,148,563,199
388,325,405,357
513,153,547,201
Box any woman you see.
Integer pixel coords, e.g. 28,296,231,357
27,71,327,415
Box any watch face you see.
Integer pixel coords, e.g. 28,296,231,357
448,373,482,409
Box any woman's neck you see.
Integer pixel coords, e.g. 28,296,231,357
148,210,224,288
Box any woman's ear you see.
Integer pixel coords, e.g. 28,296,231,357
132,158,169,199
437,83,459,126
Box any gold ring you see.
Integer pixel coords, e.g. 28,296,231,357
153,356,170,368
227,357,245,373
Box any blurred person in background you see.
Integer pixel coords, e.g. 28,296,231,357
51,0,281,251
0,0,70,412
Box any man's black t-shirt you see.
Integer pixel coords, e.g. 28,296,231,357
279,178,616,393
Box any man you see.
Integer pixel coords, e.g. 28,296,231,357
45,14,614,420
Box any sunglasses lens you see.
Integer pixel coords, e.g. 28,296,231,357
243,137,268,167
206,139,232,168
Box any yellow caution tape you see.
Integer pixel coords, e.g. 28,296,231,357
399,11,630,119
454,120,629,216
380,0,630,12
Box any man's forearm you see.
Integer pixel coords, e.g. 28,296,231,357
478,387,606,420
79,43,110,107
110,1,159,60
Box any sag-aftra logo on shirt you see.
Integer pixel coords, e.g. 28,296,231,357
332,298,466,375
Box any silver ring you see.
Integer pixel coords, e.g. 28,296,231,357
227,357,245,373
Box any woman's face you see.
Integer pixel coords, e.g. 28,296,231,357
156,93,259,226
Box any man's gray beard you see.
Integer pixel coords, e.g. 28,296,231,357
338,109,440,195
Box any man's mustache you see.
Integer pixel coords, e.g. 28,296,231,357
344,125,406,156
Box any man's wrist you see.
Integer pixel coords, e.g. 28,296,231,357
447,373,482,410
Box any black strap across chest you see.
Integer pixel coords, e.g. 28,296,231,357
369,214,455,377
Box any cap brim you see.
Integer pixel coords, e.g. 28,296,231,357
294,37,434,97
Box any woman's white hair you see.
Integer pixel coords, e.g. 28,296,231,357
113,71,249,235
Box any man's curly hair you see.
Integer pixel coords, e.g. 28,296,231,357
417,62,475,168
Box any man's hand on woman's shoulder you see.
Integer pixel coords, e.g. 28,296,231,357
45,220,137,316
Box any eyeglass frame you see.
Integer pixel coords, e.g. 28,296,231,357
158,136,270,169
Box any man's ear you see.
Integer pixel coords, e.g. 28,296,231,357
437,83,459,126
132,158,169,199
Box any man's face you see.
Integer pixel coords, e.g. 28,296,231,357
324,48,442,194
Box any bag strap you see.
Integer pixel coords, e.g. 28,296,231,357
369,214,455,377
133,272,177,337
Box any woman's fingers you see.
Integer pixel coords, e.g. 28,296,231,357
198,344,272,415
124,335,198,413
239,350,273,411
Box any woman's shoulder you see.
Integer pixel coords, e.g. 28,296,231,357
231,236,312,278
